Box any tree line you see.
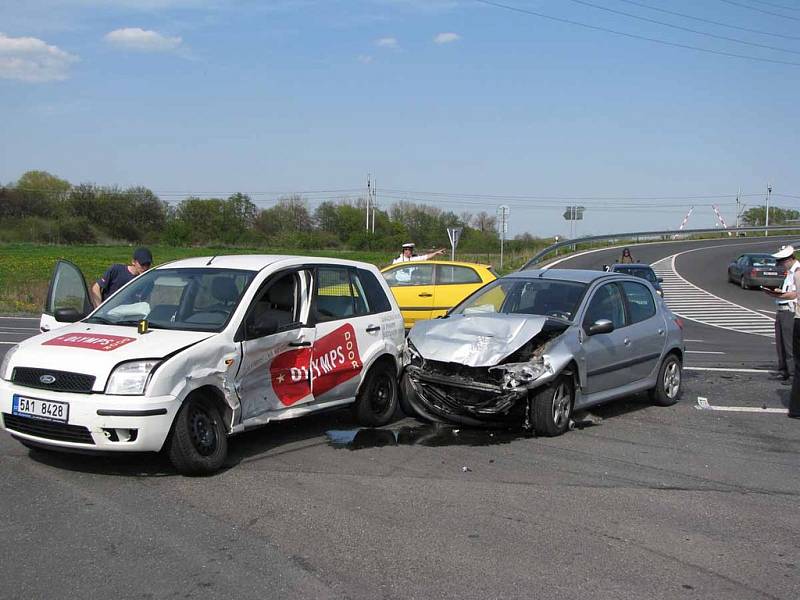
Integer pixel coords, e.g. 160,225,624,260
0,170,533,253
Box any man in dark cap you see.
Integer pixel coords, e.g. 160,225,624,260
90,247,153,307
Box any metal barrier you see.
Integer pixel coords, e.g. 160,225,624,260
519,225,800,271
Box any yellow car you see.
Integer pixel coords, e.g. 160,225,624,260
380,260,497,329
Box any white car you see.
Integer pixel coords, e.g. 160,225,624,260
1,256,405,474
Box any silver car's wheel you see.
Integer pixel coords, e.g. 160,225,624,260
533,375,574,436
740,276,749,290
650,354,682,406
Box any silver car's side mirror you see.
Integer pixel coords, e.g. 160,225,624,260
587,319,614,336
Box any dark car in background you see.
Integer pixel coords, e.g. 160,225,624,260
727,253,784,290
608,264,664,298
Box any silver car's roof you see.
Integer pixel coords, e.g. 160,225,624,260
513,269,620,284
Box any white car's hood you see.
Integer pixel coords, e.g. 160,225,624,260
408,313,553,368
10,324,214,390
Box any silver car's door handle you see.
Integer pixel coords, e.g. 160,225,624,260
623,338,631,346
658,328,664,335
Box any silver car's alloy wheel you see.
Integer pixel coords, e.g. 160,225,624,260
664,361,681,399
552,381,571,429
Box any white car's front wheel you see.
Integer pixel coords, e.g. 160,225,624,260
167,395,228,475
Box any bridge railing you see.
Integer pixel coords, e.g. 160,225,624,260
520,225,800,271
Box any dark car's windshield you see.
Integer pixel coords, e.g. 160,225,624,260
452,277,588,321
86,267,256,332
613,266,657,283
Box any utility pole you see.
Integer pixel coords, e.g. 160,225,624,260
366,174,371,232
371,179,376,234
735,188,740,230
765,183,772,236
497,205,510,269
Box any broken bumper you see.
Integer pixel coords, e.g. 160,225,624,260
403,365,530,425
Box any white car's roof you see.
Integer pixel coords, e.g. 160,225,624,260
161,254,376,271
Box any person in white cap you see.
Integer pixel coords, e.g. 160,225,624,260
392,242,445,264
763,245,800,384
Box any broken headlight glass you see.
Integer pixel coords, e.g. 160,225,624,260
491,359,553,390
403,339,423,367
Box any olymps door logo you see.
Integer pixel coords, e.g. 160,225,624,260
270,323,363,406
42,333,136,351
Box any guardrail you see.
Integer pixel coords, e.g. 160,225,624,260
520,225,800,271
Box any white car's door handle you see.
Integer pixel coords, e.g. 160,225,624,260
366,325,381,333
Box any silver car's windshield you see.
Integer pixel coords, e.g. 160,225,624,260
86,267,256,332
452,277,588,321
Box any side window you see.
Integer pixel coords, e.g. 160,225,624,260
436,265,482,285
355,268,391,314
244,271,304,339
583,283,626,329
314,267,357,322
620,281,656,324
383,265,434,287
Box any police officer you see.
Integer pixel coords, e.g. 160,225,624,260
764,245,799,383
392,243,445,264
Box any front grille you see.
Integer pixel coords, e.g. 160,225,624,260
3,413,95,445
11,367,96,393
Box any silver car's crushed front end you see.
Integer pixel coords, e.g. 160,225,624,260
403,317,570,425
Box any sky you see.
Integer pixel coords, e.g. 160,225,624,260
1,0,799,238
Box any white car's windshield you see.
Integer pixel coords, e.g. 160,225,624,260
86,268,256,331
452,277,588,321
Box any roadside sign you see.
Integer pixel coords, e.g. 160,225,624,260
563,206,585,220
447,227,462,260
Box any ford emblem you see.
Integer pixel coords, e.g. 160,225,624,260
39,374,56,385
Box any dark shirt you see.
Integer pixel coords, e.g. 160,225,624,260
97,264,135,301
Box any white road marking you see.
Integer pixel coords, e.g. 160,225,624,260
683,339,706,342
758,309,776,314
0,316,38,321
695,396,787,414
653,250,777,338
685,366,774,373
685,350,725,354
0,341,18,345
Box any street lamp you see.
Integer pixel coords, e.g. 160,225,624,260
765,184,772,236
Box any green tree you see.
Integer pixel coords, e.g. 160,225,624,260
742,205,800,227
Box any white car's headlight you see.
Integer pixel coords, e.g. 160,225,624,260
0,344,20,381
106,360,160,395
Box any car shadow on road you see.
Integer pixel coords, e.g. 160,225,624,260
21,395,661,476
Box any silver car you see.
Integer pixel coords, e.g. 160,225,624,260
401,269,684,435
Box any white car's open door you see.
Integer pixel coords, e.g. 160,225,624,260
40,259,93,333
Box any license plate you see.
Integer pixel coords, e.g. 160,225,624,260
764,272,778,276
12,394,69,423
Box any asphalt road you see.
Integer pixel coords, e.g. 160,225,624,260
1,240,799,600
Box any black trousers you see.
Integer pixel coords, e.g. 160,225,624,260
790,319,800,416
775,310,794,377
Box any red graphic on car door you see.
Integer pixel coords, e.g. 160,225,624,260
270,323,362,406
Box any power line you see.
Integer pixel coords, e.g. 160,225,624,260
719,0,800,21
566,0,800,55
379,187,765,201
617,0,800,41
748,0,800,11
474,0,800,66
